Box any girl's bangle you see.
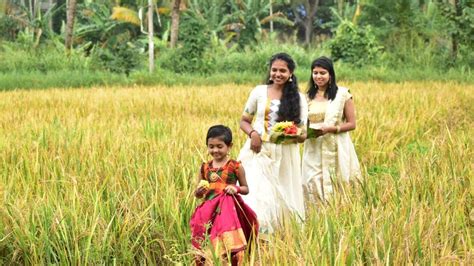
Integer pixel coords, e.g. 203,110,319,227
248,130,257,138
335,125,341,133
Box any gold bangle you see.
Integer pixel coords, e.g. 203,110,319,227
336,126,340,133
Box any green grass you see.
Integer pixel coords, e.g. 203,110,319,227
0,40,472,90
0,71,130,90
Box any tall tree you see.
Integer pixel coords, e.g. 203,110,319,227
450,0,462,60
291,0,320,45
170,0,181,48
435,0,473,62
148,0,154,72
65,0,77,51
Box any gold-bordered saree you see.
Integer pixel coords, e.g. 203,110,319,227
303,87,361,200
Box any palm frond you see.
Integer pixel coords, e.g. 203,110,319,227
260,12,294,27
0,1,6,14
110,6,140,26
157,7,170,15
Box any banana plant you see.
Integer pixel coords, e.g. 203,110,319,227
2,0,58,47
110,0,171,72
230,0,293,47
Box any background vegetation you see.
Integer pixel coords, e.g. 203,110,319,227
0,0,473,90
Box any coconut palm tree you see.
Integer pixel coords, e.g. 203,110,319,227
65,0,77,50
110,0,168,72
230,0,294,47
2,0,58,45
170,0,181,48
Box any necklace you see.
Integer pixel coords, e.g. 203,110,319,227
208,159,228,182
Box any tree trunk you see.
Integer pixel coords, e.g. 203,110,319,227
304,19,312,44
170,0,181,48
337,0,344,15
48,0,53,31
148,0,154,73
65,0,77,51
303,0,320,45
451,0,461,61
269,0,273,33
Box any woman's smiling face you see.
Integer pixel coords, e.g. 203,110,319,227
270,59,292,85
312,66,330,89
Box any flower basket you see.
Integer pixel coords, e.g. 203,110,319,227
270,121,302,144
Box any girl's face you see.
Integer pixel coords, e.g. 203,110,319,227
270,59,292,86
207,137,231,162
312,66,330,89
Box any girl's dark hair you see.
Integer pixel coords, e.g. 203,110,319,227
206,125,232,145
307,56,338,101
265,52,301,124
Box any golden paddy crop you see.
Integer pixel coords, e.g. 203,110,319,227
0,81,472,264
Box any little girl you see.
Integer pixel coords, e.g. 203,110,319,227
190,125,258,266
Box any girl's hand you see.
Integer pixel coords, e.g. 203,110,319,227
224,185,239,195
250,133,262,153
195,186,209,198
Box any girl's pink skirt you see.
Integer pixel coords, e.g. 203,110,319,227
190,193,259,255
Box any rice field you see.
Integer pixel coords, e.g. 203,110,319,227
0,81,472,264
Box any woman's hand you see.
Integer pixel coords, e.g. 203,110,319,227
317,125,336,136
241,117,262,153
250,132,262,153
296,132,307,143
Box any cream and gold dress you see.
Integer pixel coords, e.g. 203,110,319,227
238,85,308,234
302,87,361,201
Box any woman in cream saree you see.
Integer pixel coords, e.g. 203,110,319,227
302,57,361,202
238,53,307,235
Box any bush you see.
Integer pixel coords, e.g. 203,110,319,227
0,15,21,41
0,41,95,73
90,42,143,75
329,20,383,66
210,40,327,77
160,12,214,74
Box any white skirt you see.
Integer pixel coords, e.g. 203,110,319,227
302,132,361,201
238,139,305,233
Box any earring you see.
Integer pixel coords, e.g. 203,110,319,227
269,78,273,83
289,76,293,82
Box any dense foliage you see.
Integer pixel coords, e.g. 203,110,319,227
0,0,472,89
329,20,382,66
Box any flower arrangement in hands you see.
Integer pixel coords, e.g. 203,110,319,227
270,121,303,144
198,180,210,189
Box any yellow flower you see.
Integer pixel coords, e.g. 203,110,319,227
272,121,294,133
198,180,210,189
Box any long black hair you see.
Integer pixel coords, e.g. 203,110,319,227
265,52,301,124
307,56,338,101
